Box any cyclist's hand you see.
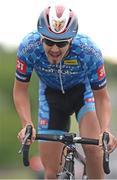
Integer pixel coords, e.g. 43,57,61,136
99,131,117,153
17,125,36,144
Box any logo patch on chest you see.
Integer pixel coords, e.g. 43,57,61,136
64,59,78,65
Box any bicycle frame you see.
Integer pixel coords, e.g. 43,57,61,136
59,145,75,179
57,144,87,179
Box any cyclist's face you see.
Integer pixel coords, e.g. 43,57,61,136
42,37,71,64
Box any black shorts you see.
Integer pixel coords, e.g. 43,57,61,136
38,83,95,135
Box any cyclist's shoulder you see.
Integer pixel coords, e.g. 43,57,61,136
73,34,101,52
17,30,42,58
20,30,41,44
72,33,103,60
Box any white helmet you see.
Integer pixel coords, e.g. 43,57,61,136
37,5,78,40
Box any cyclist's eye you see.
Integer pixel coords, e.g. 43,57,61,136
42,39,54,46
57,41,69,48
42,38,69,48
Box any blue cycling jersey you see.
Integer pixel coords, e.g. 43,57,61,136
16,30,107,92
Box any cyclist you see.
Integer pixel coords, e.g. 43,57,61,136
13,5,117,179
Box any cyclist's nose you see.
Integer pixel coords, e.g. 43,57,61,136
51,44,60,51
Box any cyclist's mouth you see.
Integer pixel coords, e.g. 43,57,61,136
49,51,61,58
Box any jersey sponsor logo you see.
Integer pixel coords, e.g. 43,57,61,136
16,58,27,74
97,64,106,80
39,65,80,75
39,119,48,126
64,59,78,65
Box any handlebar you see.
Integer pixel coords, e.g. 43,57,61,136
18,125,110,174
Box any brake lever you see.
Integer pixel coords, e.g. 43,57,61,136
18,125,32,154
18,133,31,154
102,132,110,174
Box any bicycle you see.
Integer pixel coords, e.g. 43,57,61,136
18,125,110,179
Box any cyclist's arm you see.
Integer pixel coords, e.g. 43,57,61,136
13,79,34,128
93,86,111,132
93,87,117,153
84,40,117,152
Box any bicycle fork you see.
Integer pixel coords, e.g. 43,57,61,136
61,148,75,179
63,147,88,180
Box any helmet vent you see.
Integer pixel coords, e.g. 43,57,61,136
66,17,71,29
46,14,50,26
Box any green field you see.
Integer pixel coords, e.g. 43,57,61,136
0,48,117,178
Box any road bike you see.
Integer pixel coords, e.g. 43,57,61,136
18,125,110,179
